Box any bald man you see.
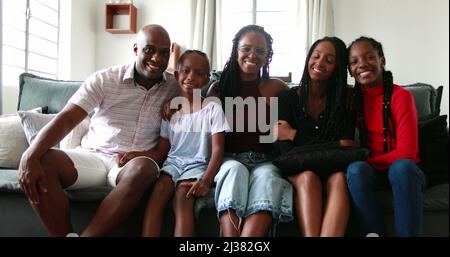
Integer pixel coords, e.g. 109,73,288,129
18,24,180,236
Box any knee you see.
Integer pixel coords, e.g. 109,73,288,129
174,187,187,202
121,158,158,186
249,163,280,184
40,150,63,179
346,161,371,183
173,187,193,209
388,159,420,184
152,175,173,196
327,172,347,188
217,160,249,182
389,159,416,173
290,171,320,188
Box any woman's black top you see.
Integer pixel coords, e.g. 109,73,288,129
275,86,355,154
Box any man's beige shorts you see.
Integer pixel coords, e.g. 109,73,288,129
63,148,159,190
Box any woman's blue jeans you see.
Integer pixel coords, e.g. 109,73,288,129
346,159,426,237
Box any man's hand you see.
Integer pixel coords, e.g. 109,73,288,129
18,150,48,204
116,151,144,167
179,179,211,198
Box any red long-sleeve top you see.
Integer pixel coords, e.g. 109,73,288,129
360,83,420,170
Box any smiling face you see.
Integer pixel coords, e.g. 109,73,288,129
236,31,269,81
175,53,210,98
134,26,171,80
348,41,385,88
307,41,337,82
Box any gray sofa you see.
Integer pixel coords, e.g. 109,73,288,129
0,73,448,236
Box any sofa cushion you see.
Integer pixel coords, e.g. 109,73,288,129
0,168,111,200
64,186,112,202
404,83,443,121
377,184,448,212
423,184,449,211
0,170,217,219
16,110,91,150
0,115,28,169
18,73,82,114
0,107,48,168
418,115,449,187
0,169,21,192
0,169,111,201
18,111,57,145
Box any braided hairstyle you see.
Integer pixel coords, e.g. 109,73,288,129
219,25,273,103
298,36,350,143
348,36,395,152
176,49,211,74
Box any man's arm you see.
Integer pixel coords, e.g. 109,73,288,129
19,103,88,204
27,103,88,157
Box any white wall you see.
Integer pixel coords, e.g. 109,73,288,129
333,0,449,117
59,0,97,80
95,0,193,70
94,0,449,118
4,0,448,117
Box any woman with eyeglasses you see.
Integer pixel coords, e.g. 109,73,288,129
207,24,293,236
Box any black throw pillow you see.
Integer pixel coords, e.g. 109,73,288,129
418,115,449,187
273,141,370,177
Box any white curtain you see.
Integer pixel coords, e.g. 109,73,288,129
190,0,222,70
294,0,335,81
188,0,334,74
0,0,3,114
298,0,334,55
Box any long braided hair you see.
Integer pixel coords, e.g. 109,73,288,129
348,36,395,153
298,36,350,143
219,25,273,103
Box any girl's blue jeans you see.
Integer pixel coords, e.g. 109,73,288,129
346,159,426,237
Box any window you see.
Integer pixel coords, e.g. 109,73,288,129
2,0,60,86
221,0,299,80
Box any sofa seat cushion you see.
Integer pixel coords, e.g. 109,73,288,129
0,169,21,192
423,184,449,211
66,186,216,217
377,183,449,212
0,169,111,200
0,168,217,218
64,186,112,202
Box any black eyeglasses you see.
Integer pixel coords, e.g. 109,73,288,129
238,45,268,56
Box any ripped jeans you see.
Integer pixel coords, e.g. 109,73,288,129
214,151,293,228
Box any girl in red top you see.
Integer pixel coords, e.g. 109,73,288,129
346,36,425,237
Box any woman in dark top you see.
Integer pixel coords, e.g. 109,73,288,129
208,25,293,236
275,36,355,236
